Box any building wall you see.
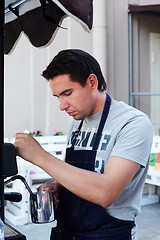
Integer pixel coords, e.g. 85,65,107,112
106,0,160,117
132,14,160,116
129,0,160,5
4,17,93,139
106,0,129,103
4,0,160,139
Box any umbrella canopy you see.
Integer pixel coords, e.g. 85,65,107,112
4,0,93,54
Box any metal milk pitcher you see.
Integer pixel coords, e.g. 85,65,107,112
30,191,55,224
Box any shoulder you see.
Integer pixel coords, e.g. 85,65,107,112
109,101,151,124
113,102,153,141
109,102,153,166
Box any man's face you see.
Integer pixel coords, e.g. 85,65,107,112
49,74,97,120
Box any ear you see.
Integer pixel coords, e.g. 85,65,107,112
86,74,98,91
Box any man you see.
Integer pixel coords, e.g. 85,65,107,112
15,49,153,240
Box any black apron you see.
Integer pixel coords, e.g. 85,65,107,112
51,94,135,240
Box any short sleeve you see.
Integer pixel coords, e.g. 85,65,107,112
110,115,153,167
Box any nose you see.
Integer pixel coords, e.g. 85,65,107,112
59,98,69,111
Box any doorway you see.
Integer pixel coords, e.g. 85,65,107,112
150,33,160,135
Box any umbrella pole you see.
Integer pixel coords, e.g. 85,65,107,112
0,0,4,221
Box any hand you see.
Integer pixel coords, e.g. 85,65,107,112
38,181,57,191
14,133,45,165
38,181,59,204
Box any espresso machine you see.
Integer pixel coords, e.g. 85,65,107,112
1,143,26,240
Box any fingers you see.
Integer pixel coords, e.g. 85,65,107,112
38,185,50,191
13,133,42,163
15,133,29,141
14,133,31,151
38,182,59,204
14,133,26,156
38,182,55,192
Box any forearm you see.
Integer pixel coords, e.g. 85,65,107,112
37,151,111,207
35,151,140,208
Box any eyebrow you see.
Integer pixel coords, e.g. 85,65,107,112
53,89,73,97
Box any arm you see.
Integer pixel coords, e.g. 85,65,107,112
14,133,140,208
39,153,140,208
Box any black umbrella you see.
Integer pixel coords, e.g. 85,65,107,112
4,0,93,54
0,0,93,220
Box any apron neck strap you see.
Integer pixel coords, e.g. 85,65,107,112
71,120,84,148
92,93,111,150
71,93,111,150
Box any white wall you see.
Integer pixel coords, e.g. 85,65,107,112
129,0,160,5
6,0,160,139
4,17,93,139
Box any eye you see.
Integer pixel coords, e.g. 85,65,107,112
64,91,72,96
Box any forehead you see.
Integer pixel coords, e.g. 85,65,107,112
49,74,83,95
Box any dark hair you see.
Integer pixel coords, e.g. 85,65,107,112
42,49,107,91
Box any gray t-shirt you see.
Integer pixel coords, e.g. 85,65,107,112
66,101,153,221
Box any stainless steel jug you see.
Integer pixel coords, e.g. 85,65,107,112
30,191,55,223
4,175,56,224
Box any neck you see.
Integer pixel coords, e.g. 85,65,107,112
92,91,106,114
111,98,118,104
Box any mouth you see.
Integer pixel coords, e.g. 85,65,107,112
67,111,76,116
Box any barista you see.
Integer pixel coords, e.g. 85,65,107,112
15,49,153,240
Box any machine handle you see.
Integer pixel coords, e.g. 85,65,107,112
4,192,22,202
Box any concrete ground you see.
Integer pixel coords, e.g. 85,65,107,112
136,203,160,240
7,203,160,240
